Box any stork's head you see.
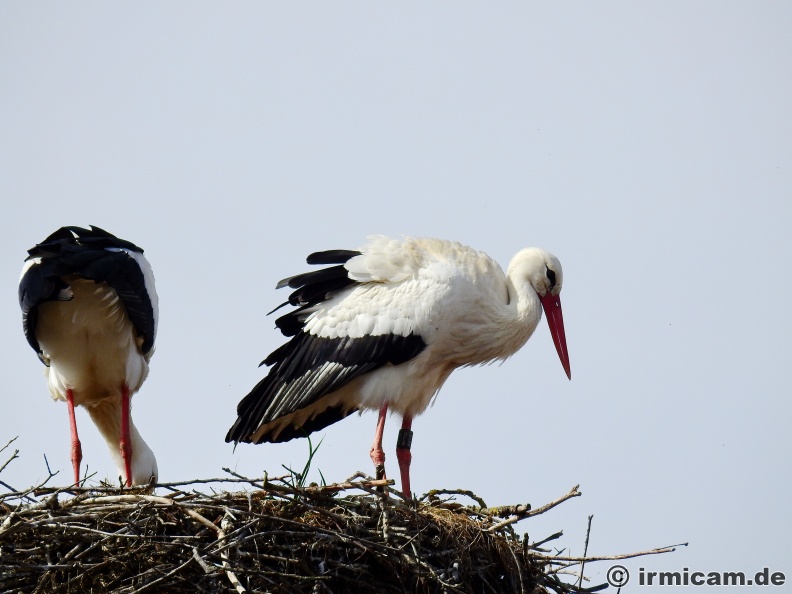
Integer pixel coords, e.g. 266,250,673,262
130,447,158,487
509,247,564,298
508,247,570,380
106,425,158,487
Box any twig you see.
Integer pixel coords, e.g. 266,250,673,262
577,514,593,589
544,542,687,565
529,530,564,550
421,489,488,508
0,441,19,475
487,485,581,532
0,437,19,455
219,510,247,593
125,555,195,594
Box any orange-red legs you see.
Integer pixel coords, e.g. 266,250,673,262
369,402,414,498
119,383,132,487
396,416,413,499
370,402,388,481
65,389,82,485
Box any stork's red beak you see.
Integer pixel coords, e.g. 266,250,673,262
540,292,571,380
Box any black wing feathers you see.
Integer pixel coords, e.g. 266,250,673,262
29,225,143,256
19,226,156,356
18,263,68,359
226,247,427,444
273,251,360,337
226,333,426,444
306,249,361,265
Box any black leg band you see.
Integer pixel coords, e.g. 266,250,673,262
396,428,413,450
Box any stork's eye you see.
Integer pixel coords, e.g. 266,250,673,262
545,267,556,287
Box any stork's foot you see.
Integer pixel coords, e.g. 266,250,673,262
370,444,387,483
70,440,83,486
371,456,388,495
370,402,390,490
370,437,387,478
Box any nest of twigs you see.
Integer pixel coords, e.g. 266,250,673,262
1,458,679,594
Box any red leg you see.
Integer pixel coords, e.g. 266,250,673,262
65,389,83,485
119,384,132,487
370,402,389,480
396,416,413,498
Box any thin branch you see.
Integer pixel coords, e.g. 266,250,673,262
487,485,581,532
0,438,20,475
577,514,594,589
544,542,687,565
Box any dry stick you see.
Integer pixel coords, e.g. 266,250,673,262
0,437,23,494
273,494,369,531
32,543,82,594
420,488,488,508
377,487,392,545
507,542,527,594
0,511,19,536
577,514,594,590
0,436,19,454
0,448,19,475
39,524,144,539
218,507,402,559
30,473,292,497
38,530,124,594
222,468,271,490
161,474,284,488
124,555,196,594
545,542,687,565
222,467,393,498
529,530,564,550
0,455,59,504
176,504,246,592
487,485,581,532
220,511,248,593
72,529,131,561
305,478,392,494
404,538,466,594
480,503,531,518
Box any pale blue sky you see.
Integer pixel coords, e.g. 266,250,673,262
2,3,790,591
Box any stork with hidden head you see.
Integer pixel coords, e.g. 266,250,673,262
19,225,159,487
226,236,571,497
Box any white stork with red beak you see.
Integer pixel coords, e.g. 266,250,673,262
19,226,158,487
226,236,571,497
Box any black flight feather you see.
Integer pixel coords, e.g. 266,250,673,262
306,249,361,265
271,251,360,336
